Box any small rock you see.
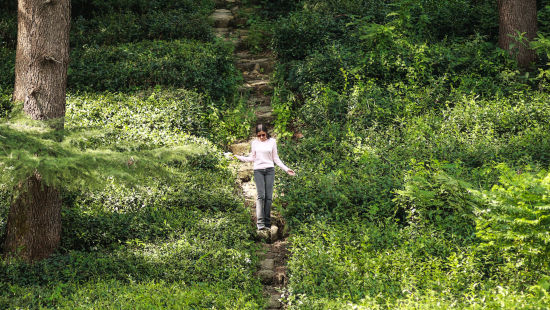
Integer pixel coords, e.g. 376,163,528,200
257,229,270,241
270,225,279,242
260,258,275,270
267,295,282,308
258,269,274,284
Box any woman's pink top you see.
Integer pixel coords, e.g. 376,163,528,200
236,138,290,172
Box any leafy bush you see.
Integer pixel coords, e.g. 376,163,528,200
0,13,16,48
0,87,262,308
71,10,213,48
284,220,550,309
0,47,14,89
68,40,240,99
395,161,478,241
71,0,214,18
66,89,252,148
277,128,399,225
0,89,11,118
476,165,550,274
271,10,349,61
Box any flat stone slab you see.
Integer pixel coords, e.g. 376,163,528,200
260,258,275,270
267,295,282,308
256,105,272,114
211,9,233,28
258,269,274,284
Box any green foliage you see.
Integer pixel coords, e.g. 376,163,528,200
261,0,550,308
71,0,215,18
0,12,16,48
395,161,478,241
66,89,253,148
71,10,213,48
0,207,261,308
531,32,550,90
277,127,399,225
68,40,240,99
0,88,262,308
476,165,550,273
0,89,11,118
0,47,14,89
271,10,349,61
285,219,549,309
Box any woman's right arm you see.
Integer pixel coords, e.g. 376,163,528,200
235,142,255,162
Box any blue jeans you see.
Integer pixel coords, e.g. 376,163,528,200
254,167,274,229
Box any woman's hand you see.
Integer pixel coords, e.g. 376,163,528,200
287,169,296,176
223,152,237,160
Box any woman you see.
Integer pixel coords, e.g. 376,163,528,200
234,124,295,230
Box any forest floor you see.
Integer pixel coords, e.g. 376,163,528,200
211,2,289,309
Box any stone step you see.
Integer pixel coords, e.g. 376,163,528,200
256,111,273,124
211,9,233,28
243,70,269,81
236,58,275,74
238,165,253,182
239,81,273,97
247,94,271,107
214,27,230,38
258,269,274,284
267,295,282,309
260,258,275,270
256,105,272,114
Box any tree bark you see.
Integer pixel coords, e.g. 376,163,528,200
4,172,62,261
13,0,70,127
498,0,537,69
4,0,70,262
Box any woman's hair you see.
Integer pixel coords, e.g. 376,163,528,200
255,123,270,138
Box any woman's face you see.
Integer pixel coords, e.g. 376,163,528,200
257,131,267,142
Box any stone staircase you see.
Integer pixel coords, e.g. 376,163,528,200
211,2,288,309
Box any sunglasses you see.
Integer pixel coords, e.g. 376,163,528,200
257,133,266,138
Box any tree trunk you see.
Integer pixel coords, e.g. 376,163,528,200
4,172,62,261
4,0,70,262
13,0,70,127
498,0,537,69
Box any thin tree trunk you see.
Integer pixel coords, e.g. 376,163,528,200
498,0,537,69
4,0,70,262
4,172,62,261
13,0,70,127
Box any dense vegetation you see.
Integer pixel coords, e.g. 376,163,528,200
253,0,550,308
2,0,550,308
0,0,260,308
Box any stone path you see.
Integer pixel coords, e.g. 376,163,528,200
211,1,288,309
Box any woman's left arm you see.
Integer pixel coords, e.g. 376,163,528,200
272,140,295,176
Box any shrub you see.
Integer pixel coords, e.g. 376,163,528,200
71,0,214,18
0,12,16,49
0,47,14,89
395,161,478,242
277,129,399,225
271,10,348,61
68,40,240,99
71,10,213,48
0,86,262,308
476,165,550,275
